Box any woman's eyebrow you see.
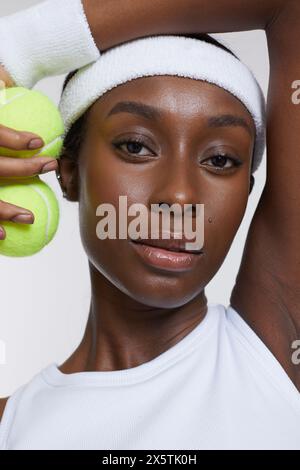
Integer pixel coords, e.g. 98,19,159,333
208,114,253,137
106,101,162,121
106,101,253,136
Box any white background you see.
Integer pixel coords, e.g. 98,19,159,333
0,0,269,397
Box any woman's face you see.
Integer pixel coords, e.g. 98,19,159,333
62,76,255,308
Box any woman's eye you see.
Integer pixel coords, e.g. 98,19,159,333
203,154,241,170
114,139,154,157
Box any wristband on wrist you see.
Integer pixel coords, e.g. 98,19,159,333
0,0,100,89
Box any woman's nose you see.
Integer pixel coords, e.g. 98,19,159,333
149,155,200,217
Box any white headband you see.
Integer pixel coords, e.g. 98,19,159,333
59,35,266,173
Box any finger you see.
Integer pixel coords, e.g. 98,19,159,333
0,225,5,240
0,199,34,224
0,155,58,177
0,124,44,150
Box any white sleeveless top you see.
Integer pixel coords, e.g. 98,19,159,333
0,303,299,450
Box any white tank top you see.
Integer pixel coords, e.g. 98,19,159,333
0,303,299,450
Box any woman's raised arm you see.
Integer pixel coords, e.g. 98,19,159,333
0,0,284,87
230,1,300,390
82,0,283,49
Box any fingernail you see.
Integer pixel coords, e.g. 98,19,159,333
28,138,44,149
41,161,57,174
0,227,5,239
11,214,34,223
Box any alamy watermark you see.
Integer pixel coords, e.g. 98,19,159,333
291,339,300,365
291,80,300,104
95,196,205,251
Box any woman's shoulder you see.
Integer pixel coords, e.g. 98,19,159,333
0,365,51,426
0,370,48,449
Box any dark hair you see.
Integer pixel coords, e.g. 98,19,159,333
61,34,244,165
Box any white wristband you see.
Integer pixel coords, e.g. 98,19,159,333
0,0,100,89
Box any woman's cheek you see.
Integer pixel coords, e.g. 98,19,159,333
203,186,248,254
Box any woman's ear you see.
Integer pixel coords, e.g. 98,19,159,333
249,174,255,195
56,148,79,202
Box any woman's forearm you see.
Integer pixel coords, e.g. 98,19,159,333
0,0,286,88
82,0,285,51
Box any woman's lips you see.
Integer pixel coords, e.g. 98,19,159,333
130,239,203,271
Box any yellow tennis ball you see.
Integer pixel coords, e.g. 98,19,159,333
0,86,64,159
0,177,59,257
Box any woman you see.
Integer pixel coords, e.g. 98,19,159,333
0,0,299,450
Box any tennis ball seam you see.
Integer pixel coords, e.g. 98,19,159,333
0,90,30,111
28,183,52,244
32,135,63,157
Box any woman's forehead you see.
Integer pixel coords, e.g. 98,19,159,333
88,75,255,134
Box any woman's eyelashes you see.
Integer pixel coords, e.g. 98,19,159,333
113,137,156,158
200,153,243,172
112,136,243,172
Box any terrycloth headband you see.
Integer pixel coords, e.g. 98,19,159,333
59,35,266,173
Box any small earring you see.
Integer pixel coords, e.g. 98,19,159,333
56,172,67,198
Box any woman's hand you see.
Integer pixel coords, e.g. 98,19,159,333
0,124,58,240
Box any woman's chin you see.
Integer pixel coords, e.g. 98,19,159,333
118,273,205,309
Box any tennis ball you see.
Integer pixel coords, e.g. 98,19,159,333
0,86,64,159
0,177,59,257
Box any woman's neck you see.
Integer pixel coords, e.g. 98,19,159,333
59,264,208,374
